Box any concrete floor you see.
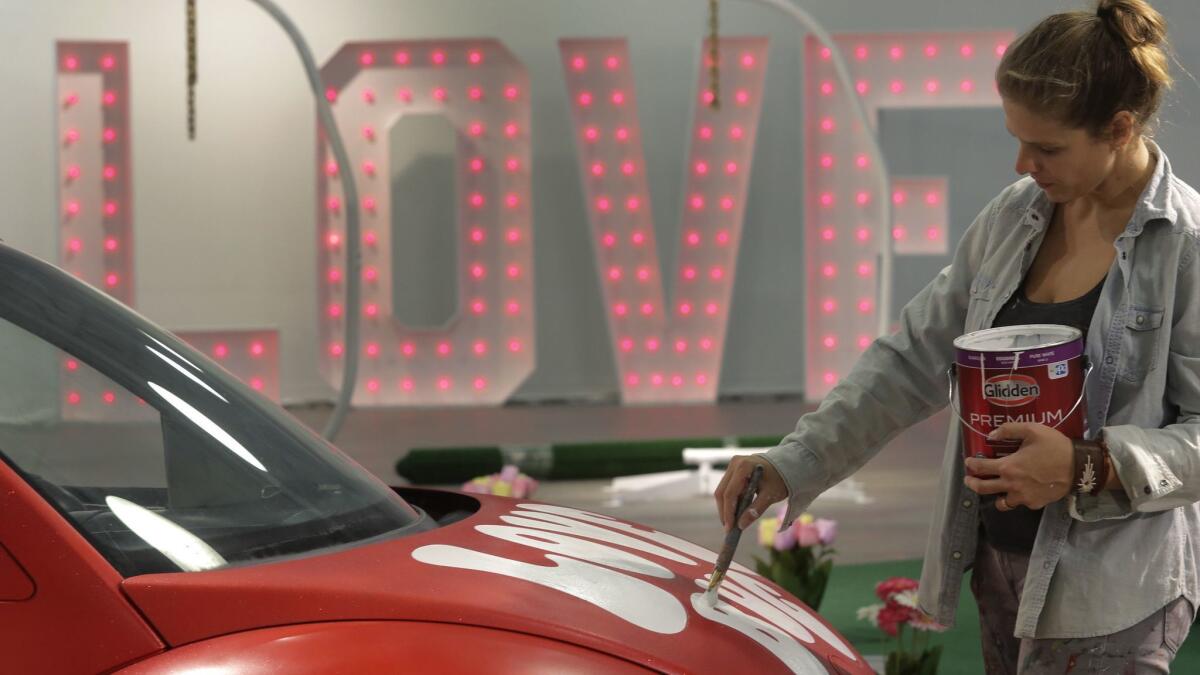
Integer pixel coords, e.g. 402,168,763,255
293,399,952,569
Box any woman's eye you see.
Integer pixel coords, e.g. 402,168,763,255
1039,147,1060,155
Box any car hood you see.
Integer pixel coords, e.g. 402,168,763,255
122,491,870,675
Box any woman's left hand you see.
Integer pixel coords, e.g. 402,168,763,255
963,422,1074,511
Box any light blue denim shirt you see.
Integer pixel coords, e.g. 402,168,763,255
764,144,1200,638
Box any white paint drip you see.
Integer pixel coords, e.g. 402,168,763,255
689,591,827,673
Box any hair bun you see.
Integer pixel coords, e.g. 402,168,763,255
1096,0,1167,49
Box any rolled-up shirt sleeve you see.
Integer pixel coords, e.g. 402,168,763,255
765,196,1001,527
1072,234,1200,521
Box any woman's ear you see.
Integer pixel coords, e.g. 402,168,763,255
1108,111,1138,150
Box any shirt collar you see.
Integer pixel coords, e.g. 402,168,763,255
1019,139,1176,237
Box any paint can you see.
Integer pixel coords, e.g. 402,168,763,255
948,324,1090,475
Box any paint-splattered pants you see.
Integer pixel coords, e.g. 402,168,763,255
971,537,1193,674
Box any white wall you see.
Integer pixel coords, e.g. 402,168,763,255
1,0,1198,404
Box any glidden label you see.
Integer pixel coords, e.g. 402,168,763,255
983,374,1040,407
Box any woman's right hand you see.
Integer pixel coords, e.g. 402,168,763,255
713,454,790,532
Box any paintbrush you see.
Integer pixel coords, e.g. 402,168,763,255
704,464,763,607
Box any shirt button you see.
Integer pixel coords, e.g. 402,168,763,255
1043,561,1052,570
1136,314,1146,325
1105,356,1114,365
952,551,963,560
962,499,973,508
1160,479,1169,487
1145,485,1153,494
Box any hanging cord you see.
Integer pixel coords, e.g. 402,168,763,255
186,0,197,140
708,0,720,109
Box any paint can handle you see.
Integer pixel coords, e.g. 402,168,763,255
946,359,1093,440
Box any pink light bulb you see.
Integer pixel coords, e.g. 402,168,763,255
854,44,869,60
625,195,640,212
103,200,119,217
571,55,587,71
505,192,520,209
819,118,835,133
359,52,375,66
716,230,730,245
626,374,641,387
735,90,749,106
821,263,836,278
67,391,81,405
615,127,629,142
614,303,628,317
645,338,660,351
996,43,1008,57
820,81,834,96
710,266,724,280
578,91,593,107
362,89,376,104
467,121,484,137
601,232,617,248
584,126,599,142
469,157,484,173
470,227,485,243
102,91,116,106
724,161,739,175
671,375,684,388
926,227,941,240
640,302,654,316
328,268,342,283
102,128,117,143
366,379,380,393
249,341,265,357
925,79,941,94
401,343,415,357
893,226,908,240
364,266,378,281
823,335,838,349
105,273,119,288
470,263,486,279
362,126,376,140
325,160,339,177
63,92,78,107
856,154,870,169
677,302,691,315
696,373,709,385
506,264,521,279
858,335,872,350
925,191,941,205
821,228,835,242
591,161,605,177
104,237,118,252
689,195,705,211
695,161,709,175
608,266,623,281
432,87,447,102
470,298,487,314
819,192,834,208
856,80,870,95
506,157,521,172
889,45,904,61
857,262,873,277
473,378,487,391
65,200,80,217
960,43,975,58
686,230,701,246
437,378,451,391
431,50,446,66
890,80,905,94
362,196,376,211
362,160,377,176
473,341,488,355
819,154,834,169
619,338,634,352
858,298,873,313
469,193,485,209
504,122,519,138
823,372,837,385
698,126,713,140
67,238,82,253
397,88,413,103
504,85,519,100
325,88,338,103
605,55,620,69
364,303,379,317
212,343,229,359
437,342,452,357
103,165,117,181
508,340,523,353
468,50,483,65
893,190,908,205
363,230,378,247
507,228,521,243
327,196,341,212
700,337,714,350
394,50,410,65
729,125,744,140
821,299,837,313
741,52,756,68
719,195,735,211
924,43,939,58
651,373,664,386
65,164,80,180
250,378,265,392
401,378,415,391
328,304,342,318
631,231,646,246
705,302,719,315
596,196,611,213
819,47,832,61
636,267,650,281
327,232,341,249
675,339,688,353
63,55,79,71
683,266,697,280
611,90,626,105
960,79,976,93
621,161,635,175
702,89,715,105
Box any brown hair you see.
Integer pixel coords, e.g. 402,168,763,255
996,0,1173,137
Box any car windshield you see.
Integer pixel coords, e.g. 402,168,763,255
0,244,425,576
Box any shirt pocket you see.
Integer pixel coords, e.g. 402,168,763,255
1119,305,1165,383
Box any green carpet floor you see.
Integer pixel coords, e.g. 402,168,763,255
820,559,1200,672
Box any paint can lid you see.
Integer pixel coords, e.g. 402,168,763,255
953,324,1082,352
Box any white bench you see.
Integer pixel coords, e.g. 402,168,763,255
682,447,770,494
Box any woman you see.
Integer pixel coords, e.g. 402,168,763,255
716,1,1199,671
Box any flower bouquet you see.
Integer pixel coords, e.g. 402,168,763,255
753,509,837,611
857,577,946,675
461,465,538,498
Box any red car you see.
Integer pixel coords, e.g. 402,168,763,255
0,243,870,674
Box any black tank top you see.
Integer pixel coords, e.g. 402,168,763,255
978,275,1105,553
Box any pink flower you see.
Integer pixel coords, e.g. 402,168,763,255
499,464,520,481
773,524,797,551
794,521,820,547
815,518,837,545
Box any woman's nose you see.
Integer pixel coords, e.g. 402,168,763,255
1014,147,1037,176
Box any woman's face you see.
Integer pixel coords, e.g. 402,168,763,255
1002,98,1118,204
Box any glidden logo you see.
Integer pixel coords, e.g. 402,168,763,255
983,374,1040,407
